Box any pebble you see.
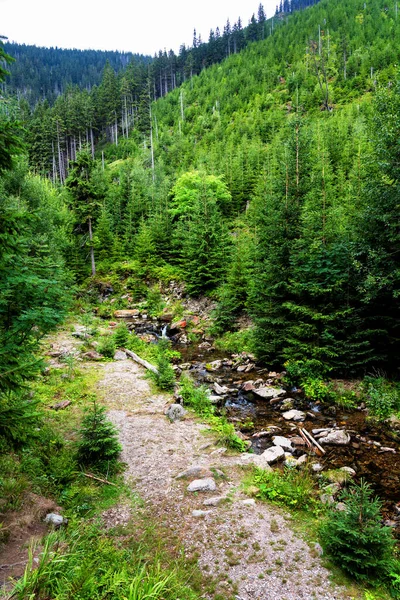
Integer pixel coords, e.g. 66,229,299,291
192,509,212,517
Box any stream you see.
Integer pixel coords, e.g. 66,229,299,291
122,316,400,531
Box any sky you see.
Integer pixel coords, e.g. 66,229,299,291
1,0,277,56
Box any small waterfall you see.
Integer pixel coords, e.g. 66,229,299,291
161,325,168,339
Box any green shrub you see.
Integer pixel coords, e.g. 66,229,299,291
145,286,165,317
320,480,395,582
98,335,116,359
77,400,122,474
252,466,319,511
114,323,129,348
284,359,333,401
363,377,400,420
179,373,213,417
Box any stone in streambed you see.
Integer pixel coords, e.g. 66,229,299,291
282,409,306,422
318,429,350,445
272,435,294,451
253,445,285,468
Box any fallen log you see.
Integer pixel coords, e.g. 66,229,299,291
124,349,158,375
301,427,326,455
83,473,117,487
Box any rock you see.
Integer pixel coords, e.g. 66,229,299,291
282,409,306,422
311,463,324,473
178,363,192,370
284,455,298,468
272,436,294,451
379,446,397,454
314,542,324,556
44,513,65,527
318,429,350,445
253,386,286,400
340,466,356,477
320,493,335,505
206,360,223,372
213,382,229,395
114,350,127,360
242,381,255,392
187,478,217,492
176,466,211,479
114,309,140,318
290,435,307,446
254,445,285,467
336,502,347,512
204,496,226,506
82,351,103,361
237,365,248,372
241,499,256,506
208,395,222,404
251,430,271,439
198,341,212,349
192,510,212,517
280,398,294,411
51,400,71,411
166,404,186,422
296,454,308,467
160,312,173,322
386,415,400,431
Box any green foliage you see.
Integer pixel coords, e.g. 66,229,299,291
77,400,122,473
145,286,165,317
114,323,129,348
320,480,395,582
11,522,199,600
251,466,319,511
98,335,116,358
363,377,400,420
154,339,176,392
0,392,41,447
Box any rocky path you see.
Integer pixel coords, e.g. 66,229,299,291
99,358,353,600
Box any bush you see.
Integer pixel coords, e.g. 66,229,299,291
114,323,129,348
98,335,116,359
153,339,176,392
0,392,42,447
77,400,122,474
363,377,400,420
284,359,333,401
320,480,395,582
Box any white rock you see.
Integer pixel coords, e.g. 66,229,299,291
187,478,217,492
282,409,306,422
253,387,286,399
192,509,212,517
296,454,309,467
203,496,226,506
241,499,256,506
272,435,294,451
311,462,324,473
213,382,229,395
44,513,64,526
319,430,350,445
166,404,186,422
253,445,285,467
113,350,127,360
340,466,356,476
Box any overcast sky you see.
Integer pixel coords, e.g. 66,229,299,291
1,0,277,56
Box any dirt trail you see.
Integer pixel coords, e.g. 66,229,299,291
100,358,352,600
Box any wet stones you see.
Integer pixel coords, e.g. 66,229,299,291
281,409,306,422
253,386,286,400
254,445,285,467
317,429,351,445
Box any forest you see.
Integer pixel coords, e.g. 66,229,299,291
1,0,400,596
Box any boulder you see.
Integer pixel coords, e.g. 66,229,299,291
114,309,140,318
253,445,285,467
166,404,186,422
272,435,294,451
318,429,350,445
114,350,127,361
187,478,217,492
282,409,306,422
206,360,223,372
253,386,286,400
44,513,65,527
242,381,255,392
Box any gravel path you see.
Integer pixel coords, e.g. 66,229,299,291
100,358,353,600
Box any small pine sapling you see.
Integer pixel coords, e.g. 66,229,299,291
114,323,129,348
77,400,122,473
320,480,395,582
